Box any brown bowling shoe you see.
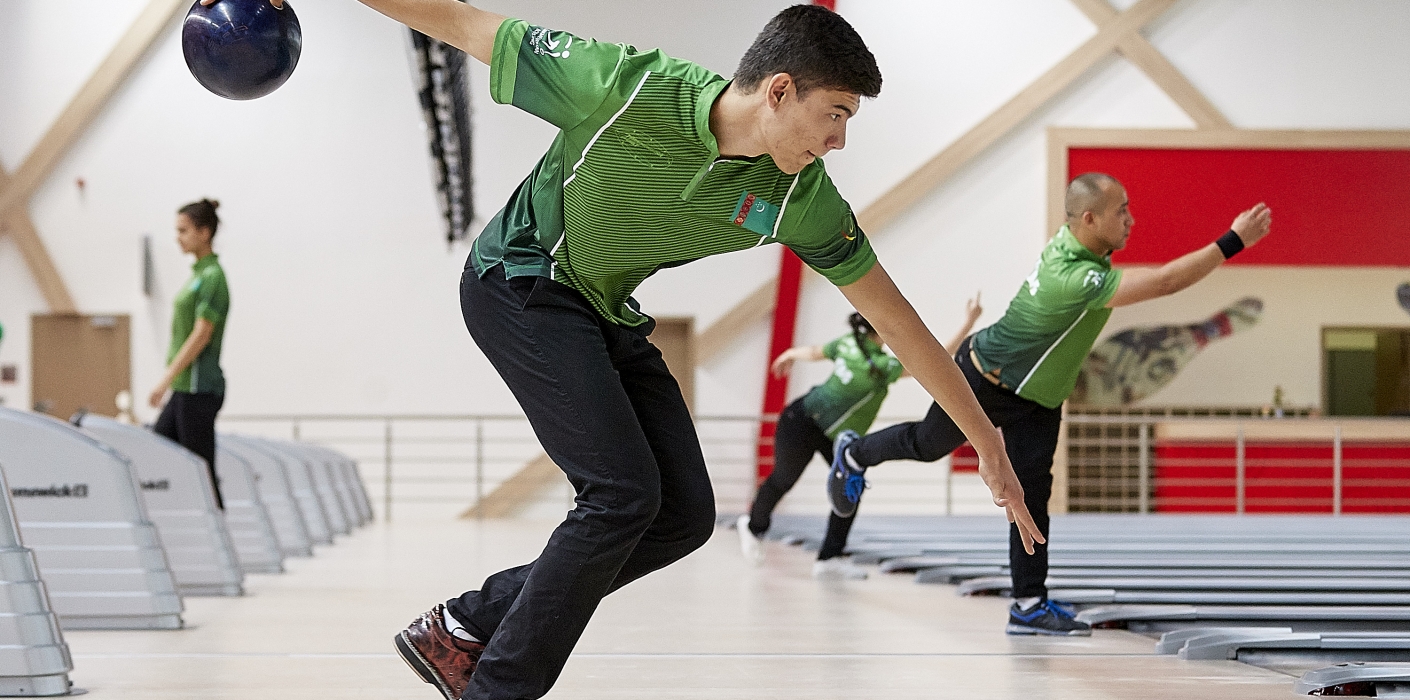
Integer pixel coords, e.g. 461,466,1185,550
394,604,486,700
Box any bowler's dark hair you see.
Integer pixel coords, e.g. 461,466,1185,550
179,198,221,237
735,5,882,98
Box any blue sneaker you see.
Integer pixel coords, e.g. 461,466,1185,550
1005,599,1092,636
827,430,867,518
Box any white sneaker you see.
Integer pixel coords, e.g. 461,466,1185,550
736,515,763,564
812,557,868,580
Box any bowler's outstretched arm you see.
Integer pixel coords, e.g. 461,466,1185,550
1107,203,1271,307
356,0,505,64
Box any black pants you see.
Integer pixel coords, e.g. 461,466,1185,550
747,396,854,560
837,337,1062,599
448,265,715,700
153,390,225,510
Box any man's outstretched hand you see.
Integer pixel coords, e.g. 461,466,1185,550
1231,202,1272,248
200,0,286,8
977,452,1045,554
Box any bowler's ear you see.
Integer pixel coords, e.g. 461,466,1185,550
765,73,795,111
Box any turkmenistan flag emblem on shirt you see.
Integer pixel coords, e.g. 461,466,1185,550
731,191,781,236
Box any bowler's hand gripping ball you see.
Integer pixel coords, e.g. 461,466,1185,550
182,0,302,100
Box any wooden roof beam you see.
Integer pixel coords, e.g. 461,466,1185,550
0,0,187,220
1067,0,1232,130
0,0,186,313
0,166,76,313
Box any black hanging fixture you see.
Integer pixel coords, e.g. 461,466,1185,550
409,27,475,244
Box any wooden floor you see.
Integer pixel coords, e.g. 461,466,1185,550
62,517,1305,698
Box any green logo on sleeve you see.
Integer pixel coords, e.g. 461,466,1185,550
730,191,780,236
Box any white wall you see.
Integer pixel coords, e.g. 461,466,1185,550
3,0,1409,428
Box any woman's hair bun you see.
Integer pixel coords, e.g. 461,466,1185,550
179,198,222,236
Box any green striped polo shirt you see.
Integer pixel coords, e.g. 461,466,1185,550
971,225,1122,408
801,334,904,439
470,18,877,327
168,253,230,394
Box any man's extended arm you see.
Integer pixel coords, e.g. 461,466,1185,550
771,346,827,378
839,264,1043,553
1107,203,1271,308
943,292,982,355
357,0,504,64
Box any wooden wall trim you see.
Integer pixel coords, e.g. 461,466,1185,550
1046,132,1072,241
1052,127,1410,149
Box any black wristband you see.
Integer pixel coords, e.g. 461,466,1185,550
1216,229,1244,259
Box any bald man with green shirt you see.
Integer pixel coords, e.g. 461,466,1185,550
828,173,1272,636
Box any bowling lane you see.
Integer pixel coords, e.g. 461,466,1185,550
62,519,1295,699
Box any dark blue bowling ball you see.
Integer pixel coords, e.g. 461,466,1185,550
182,0,302,100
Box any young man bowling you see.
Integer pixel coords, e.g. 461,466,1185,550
304,2,1047,698
827,173,1272,636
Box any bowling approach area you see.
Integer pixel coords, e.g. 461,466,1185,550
10,515,1351,699
2,404,1405,698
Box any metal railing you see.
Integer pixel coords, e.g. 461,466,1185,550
220,414,528,521
219,413,766,521
220,411,1408,521
218,412,991,521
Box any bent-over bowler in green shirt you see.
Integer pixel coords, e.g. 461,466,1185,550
803,334,905,439
971,225,1122,408
471,19,877,326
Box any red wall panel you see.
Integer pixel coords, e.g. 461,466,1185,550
1067,148,1410,266
1154,441,1410,513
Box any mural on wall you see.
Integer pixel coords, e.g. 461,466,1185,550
1398,283,1410,316
1071,298,1263,407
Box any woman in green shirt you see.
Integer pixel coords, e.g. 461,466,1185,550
149,198,231,508
739,296,982,577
